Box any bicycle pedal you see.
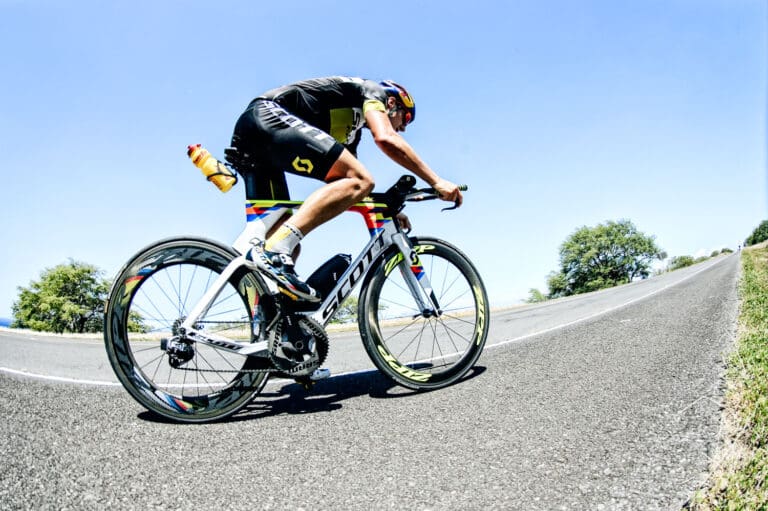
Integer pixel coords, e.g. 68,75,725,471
310,368,331,381
293,368,330,390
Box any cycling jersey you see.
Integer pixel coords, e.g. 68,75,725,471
230,76,389,200
258,76,388,155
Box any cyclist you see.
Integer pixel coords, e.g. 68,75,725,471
228,76,463,301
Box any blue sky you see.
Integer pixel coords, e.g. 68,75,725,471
0,1,765,319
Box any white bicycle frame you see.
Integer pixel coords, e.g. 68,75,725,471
179,200,442,357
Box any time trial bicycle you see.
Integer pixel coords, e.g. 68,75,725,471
104,165,489,423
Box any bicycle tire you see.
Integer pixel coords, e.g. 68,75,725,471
358,237,489,390
104,236,270,423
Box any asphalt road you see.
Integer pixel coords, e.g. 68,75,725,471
0,255,740,510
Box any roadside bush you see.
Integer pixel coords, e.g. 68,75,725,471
668,255,695,271
745,220,768,246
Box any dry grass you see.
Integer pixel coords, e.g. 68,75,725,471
687,246,768,510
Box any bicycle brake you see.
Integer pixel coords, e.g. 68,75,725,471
441,185,467,211
441,202,460,212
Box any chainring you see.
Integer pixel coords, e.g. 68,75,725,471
269,314,329,378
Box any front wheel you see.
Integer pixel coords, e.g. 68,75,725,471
358,237,489,390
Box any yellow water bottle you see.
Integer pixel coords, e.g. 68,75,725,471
187,144,237,193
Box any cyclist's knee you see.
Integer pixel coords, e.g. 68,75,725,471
356,171,375,197
338,168,373,202
344,169,373,202
327,157,374,199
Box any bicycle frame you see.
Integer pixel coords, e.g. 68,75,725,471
179,197,442,356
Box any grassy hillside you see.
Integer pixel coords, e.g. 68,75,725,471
689,246,768,509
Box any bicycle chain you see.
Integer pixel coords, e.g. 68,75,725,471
175,313,329,376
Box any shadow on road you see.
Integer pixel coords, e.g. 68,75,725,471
138,366,486,424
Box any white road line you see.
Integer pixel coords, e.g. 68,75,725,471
0,367,122,386
0,256,731,388
486,255,729,350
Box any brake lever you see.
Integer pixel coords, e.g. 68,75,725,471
440,185,467,212
441,202,460,212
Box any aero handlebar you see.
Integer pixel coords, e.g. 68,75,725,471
406,185,467,211
381,175,466,212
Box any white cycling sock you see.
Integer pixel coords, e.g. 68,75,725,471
265,223,304,256
232,208,290,255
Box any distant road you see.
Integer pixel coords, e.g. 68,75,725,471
0,256,733,385
0,255,739,509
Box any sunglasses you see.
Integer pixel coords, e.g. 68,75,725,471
396,104,413,125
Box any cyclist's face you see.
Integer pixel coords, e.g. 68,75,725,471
392,108,407,133
386,96,407,133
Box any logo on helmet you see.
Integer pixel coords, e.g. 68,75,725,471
398,89,415,108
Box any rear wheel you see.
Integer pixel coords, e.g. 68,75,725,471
358,237,489,390
104,237,270,423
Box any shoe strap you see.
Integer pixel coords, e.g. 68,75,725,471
272,252,295,267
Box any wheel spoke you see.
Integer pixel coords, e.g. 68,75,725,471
362,240,488,389
105,240,268,422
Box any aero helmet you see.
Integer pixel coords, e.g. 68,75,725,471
380,80,415,125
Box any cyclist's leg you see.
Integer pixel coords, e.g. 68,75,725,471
240,100,374,238
248,102,373,244
287,150,374,235
234,100,370,300
230,105,296,251
256,150,372,300
229,102,322,299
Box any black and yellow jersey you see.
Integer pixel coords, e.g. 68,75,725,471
256,76,388,155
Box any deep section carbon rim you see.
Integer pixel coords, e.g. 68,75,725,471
104,238,268,423
359,237,489,390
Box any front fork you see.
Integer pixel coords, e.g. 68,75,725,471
390,233,442,317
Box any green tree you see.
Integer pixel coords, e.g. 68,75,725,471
548,219,663,298
127,311,149,334
330,296,359,324
12,260,110,333
525,288,548,303
668,255,695,271
746,220,768,246
328,295,388,324
546,271,569,298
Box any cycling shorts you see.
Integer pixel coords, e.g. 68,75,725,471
230,99,345,200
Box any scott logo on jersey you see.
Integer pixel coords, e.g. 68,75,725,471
292,157,314,174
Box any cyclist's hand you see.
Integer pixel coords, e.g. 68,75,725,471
433,179,463,208
396,212,412,232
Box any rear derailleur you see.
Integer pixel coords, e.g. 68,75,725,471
160,337,195,368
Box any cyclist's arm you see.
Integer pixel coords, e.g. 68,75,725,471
365,110,462,206
365,109,436,182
